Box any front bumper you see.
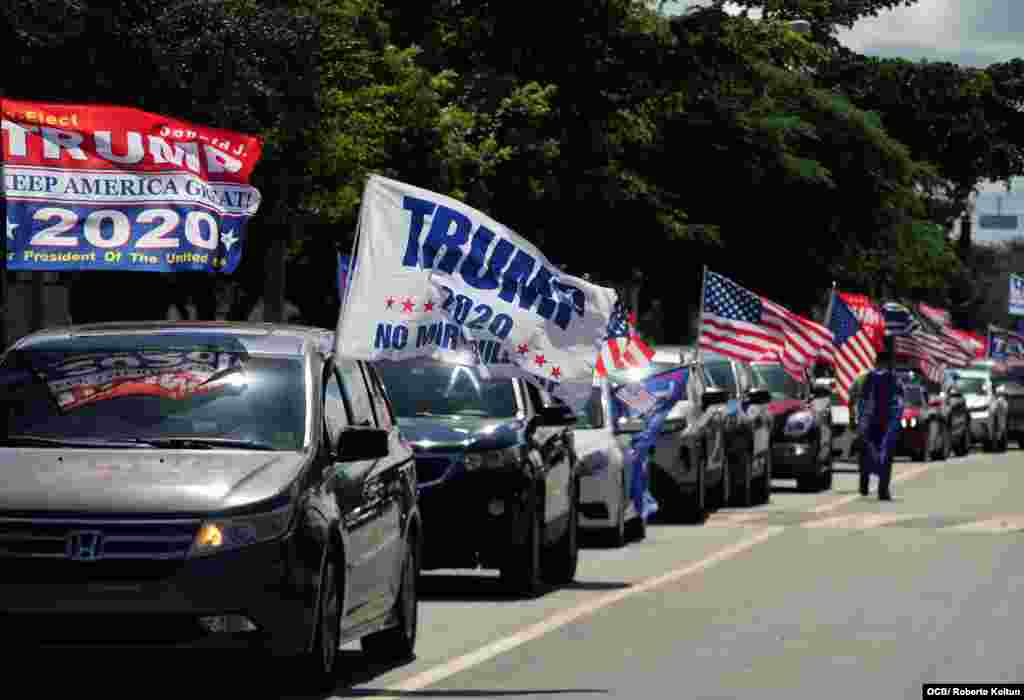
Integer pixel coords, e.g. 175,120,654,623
579,469,620,529
417,468,532,571
770,440,817,477
0,535,316,652
893,426,928,456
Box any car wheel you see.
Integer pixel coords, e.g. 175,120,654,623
606,470,627,548
797,449,821,492
819,449,833,491
501,490,543,598
953,425,970,456
362,538,418,662
1000,426,1010,452
938,424,951,461
298,555,342,692
542,479,579,585
754,449,772,505
730,449,754,507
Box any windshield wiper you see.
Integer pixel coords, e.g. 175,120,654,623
127,436,277,450
2,435,151,448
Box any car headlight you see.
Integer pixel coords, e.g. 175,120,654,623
900,416,918,428
189,502,294,557
464,446,520,471
783,411,814,437
578,451,610,477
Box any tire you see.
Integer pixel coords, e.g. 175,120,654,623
542,479,579,585
687,452,708,524
625,513,647,541
938,424,951,461
501,489,543,598
797,448,821,492
754,449,772,505
710,458,729,509
729,449,754,507
999,426,1010,452
953,424,970,457
605,470,627,548
297,555,342,692
362,538,418,662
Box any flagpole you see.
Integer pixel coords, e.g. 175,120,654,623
696,265,708,362
822,281,836,325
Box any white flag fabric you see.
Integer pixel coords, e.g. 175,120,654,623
334,174,617,400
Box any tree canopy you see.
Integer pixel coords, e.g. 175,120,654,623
3,0,1023,338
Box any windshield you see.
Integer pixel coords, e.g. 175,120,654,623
0,335,307,450
955,377,988,395
903,385,926,407
752,364,802,400
374,359,519,419
606,361,681,387
573,387,606,429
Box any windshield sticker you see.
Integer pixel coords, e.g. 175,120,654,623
33,351,244,411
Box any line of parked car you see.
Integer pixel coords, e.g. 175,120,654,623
0,322,1021,692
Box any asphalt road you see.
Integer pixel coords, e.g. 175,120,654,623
22,446,1023,698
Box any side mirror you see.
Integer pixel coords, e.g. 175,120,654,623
335,426,390,461
536,404,577,426
701,387,729,411
746,388,771,405
995,385,1007,396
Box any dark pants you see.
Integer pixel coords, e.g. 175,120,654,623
858,437,893,497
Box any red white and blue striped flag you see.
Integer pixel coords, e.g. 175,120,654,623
594,300,655,377
826,291,878,403
699,270,834,380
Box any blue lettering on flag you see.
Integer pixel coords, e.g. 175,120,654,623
400,196,586,331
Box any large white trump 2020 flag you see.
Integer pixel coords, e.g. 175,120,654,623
334,175,617,399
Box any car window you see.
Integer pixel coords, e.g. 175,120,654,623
704,361,737,396
323,366,350,448
0,337,307,450
524,381,544,413
336,358,376,427
361,363,395,430
575,386,606,429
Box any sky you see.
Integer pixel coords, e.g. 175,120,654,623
661,0,1024,242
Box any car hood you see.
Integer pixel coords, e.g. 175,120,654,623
0,449,307,514
396,416,524,453
571,428,619,477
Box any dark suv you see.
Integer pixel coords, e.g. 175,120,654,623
374,358,578,597
0,322,420,691
698,352,774,506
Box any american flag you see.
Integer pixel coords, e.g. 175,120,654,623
826,291,878,403
699,270,834,380
884,301,972,382
594,300,655,377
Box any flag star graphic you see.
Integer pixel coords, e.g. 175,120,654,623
6,218,17,241
517,343,530,355
423,300,435,312
534,354,546,367
550,367,561,378
221,229,239,251
385,297,395,309
401,298,415,312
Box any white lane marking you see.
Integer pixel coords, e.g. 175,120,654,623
810,462,936,514
343,526,786,699
801,513,922,529
941,515,1024,533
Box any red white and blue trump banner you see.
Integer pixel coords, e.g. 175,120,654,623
334,174,620,404
1,99,262,272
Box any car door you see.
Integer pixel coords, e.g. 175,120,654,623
524,381,573,543
804,372,831,460
361,361,416,608
735,362,771,467
332,358,403,625
692,364,725,475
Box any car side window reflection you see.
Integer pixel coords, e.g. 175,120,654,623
337,358,376,427
323,367,350,449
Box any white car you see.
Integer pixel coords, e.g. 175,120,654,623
574,377,642,547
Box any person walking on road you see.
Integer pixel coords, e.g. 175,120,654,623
856,337,904,500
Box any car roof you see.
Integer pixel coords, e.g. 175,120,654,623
10,321,334,358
